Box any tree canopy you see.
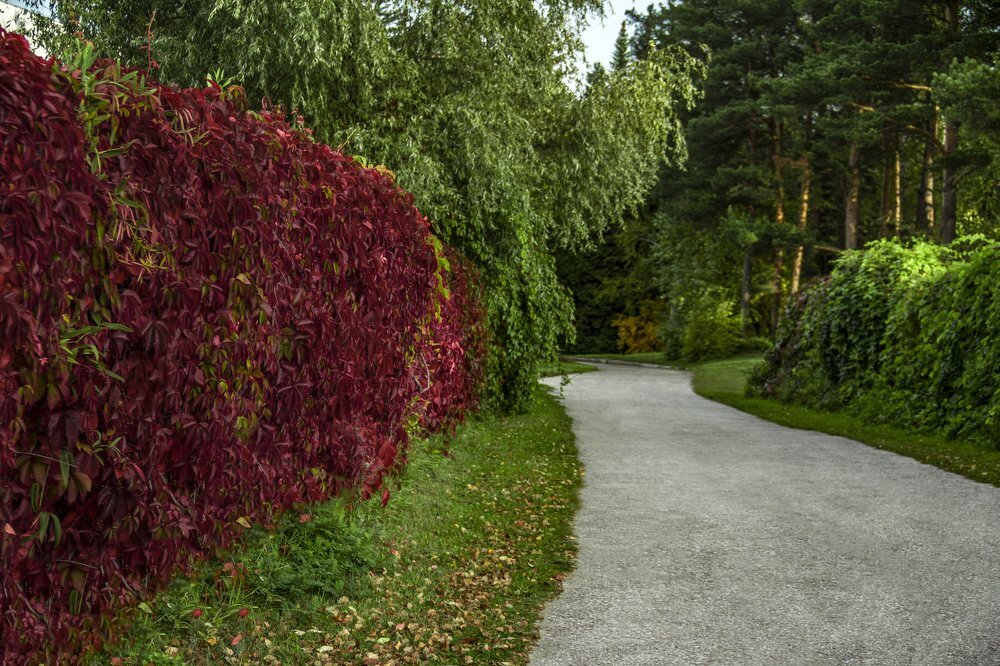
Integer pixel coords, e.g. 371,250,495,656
27,0,704,410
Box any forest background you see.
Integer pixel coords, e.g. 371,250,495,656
561,0,999,362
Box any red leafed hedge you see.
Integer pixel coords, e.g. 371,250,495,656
0,31,484,661
412,248,487,436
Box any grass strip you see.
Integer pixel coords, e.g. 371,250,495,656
688,355,1000,489
570,351,675,366
538,360,599,378
96,385,582,665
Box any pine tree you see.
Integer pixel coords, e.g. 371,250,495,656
611,21,629,71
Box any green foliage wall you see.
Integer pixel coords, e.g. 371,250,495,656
751,237,1000,447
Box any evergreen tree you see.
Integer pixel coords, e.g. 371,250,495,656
611,20,629,71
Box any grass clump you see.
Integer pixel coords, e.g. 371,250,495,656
689,355,1000,488
93,385,581,665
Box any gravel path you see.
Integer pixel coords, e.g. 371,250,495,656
531,364,1000,665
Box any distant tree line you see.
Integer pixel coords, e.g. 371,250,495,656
560,0,999,358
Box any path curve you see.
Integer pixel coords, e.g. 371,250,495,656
531,364,1000,665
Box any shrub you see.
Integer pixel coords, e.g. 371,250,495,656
0,31,482,660
810,240,951,400
677,290,741,362
751,237,1000,447
612,301,666,354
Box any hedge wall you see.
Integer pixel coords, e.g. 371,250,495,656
0,31,483,661
750,237,1000,448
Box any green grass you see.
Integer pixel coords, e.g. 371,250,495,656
689,355,1000,488
687,354,763,399
569,351,677,366
95,385,582,665
538,360,599,378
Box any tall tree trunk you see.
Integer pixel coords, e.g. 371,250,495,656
741,248,753,337
941,119,960,243
878,130,894,238
940,0,960,244
772,249,784,335
894,145,902,237
791,157,811,294
917,116,936,233
844,143,861,250
770,119,785,335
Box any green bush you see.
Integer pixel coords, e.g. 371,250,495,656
679,290,742,362
814,240,952,398
751,237,1000,447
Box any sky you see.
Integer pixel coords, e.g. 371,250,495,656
580,0,642,69
1,0,46,55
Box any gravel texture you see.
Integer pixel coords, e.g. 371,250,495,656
531,364,1000,666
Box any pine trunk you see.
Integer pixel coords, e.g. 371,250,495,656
894,146,902,237
791,157,811,294
917,116,936,233
879,131,894,238
771,119,785,334
741,248,753,337
844,143,861,250
940,0,960,244
941,120,959,243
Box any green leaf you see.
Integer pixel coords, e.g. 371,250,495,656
30,482,43,512
37,511,50,543
51,513,62,547
69,589,83,615
59,451,72,489
102,369,126,382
